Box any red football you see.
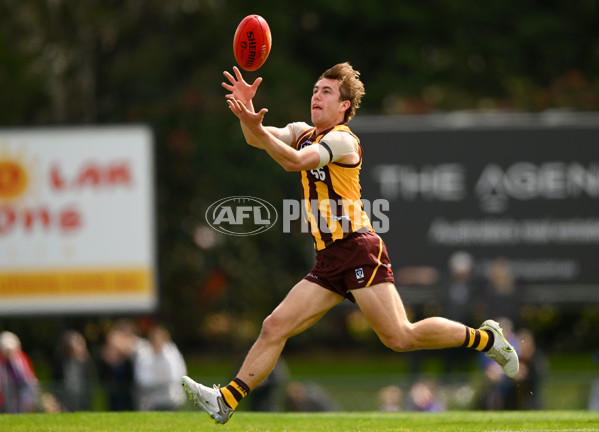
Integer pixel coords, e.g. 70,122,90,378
233,15,272,71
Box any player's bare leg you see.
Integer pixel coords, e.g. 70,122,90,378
183,279,343,423
236,279,344,389
352,281,518,376
351,282,465,350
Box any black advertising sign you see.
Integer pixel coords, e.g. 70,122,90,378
354,113,599,298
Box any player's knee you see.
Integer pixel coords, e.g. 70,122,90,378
259,314,288,342
380,328,415,352
383,337,415,352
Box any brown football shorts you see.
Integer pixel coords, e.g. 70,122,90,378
303,231,395,302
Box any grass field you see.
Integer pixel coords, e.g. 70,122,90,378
1,411,598,432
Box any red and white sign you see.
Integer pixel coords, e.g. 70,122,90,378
0,126,156,314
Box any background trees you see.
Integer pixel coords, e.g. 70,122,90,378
1,0,598,353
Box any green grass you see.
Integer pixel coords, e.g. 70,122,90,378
183,350,597,410
1,411,598,432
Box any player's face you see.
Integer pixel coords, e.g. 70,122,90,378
311,78,349,128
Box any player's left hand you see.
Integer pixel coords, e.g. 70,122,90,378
222,66,262,105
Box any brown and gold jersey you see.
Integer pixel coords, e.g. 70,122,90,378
295,123,373,251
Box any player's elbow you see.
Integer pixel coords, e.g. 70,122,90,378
282,157,320,172
246,138,263,149
277,149,319,171
282,162,301,172
280,158,305,172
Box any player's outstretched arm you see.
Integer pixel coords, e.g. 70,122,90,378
222,66,268,148
227,97,321,171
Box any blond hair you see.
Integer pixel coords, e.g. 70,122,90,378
318,62,365,122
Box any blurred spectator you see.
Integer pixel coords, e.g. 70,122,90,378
247,358,289,412
50,330,94,412
476,360,505,410
285,381,339,412
0,331,39,413
444,251,477,324
484,258,521,327
504,328,547,410
98,319,141,411
589,351,599,410
134,325,187,411
107,319,146,360
40,392,62,413
394,266,438,287
406,379,445,412
378,385,403,412
441,251,481,379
